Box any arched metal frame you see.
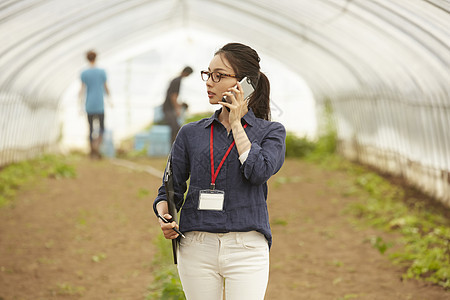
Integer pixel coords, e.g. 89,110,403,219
0,0,449,204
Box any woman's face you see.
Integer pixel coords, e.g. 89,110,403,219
205,54,238,105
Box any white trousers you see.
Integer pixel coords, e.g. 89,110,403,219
177,231,269,300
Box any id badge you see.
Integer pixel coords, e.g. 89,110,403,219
198,189,225,211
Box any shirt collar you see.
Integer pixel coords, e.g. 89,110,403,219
204,108,256,128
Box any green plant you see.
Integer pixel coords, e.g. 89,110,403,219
184,112,213,124
285,99,337,159
52,282,86,296
340,162,450,289
272,218,288,226
295,134,449,290
146,234,186,300
92,253,107,263
125,147,149,159
306,99,337,160
392,226,450,288
138,188,150,199
285,133,316,158
284,131,338,161
43,155,76,179
0,154,76,207
368,236,393,254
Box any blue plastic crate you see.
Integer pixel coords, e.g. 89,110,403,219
134,132,151,151
100,129,115,158
154,105,165,123
147,125,171,157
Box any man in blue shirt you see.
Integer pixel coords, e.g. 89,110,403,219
79,50,111,159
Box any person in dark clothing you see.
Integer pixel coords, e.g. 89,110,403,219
163,66,193,143
153,43,286,300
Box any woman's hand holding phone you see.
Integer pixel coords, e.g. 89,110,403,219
221,77,253,124
222,80,253,156
221,82,248,125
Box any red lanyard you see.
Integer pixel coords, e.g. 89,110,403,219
210,123,247,189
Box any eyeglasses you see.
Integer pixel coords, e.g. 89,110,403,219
200,71,237,83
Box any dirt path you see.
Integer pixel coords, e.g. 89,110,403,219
266,159,448,300
0,158,161,299
0,157,448,299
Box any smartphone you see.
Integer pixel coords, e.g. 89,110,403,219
222,77,255,111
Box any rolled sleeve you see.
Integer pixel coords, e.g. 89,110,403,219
240,122,286,185
238,149,250,164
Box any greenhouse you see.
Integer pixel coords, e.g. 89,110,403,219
1,0,450,298
1,1,449,202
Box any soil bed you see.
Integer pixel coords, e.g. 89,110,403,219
0,157,448,299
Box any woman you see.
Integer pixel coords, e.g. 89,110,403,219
153,43,286,300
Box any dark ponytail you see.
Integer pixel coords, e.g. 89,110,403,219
248,72,271,121
215,43,271,121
